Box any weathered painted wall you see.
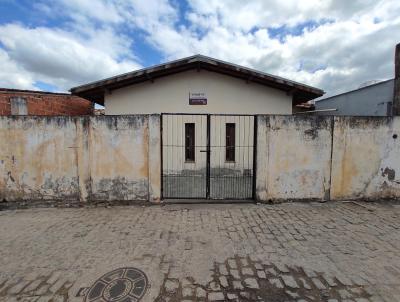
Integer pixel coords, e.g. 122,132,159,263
0,117,79,201
105,70,293,115
88,116,149,201
2,115,400,203
331,117,400,200
256,115,333,201
0,115,161,203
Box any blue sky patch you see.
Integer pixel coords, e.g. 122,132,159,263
34,81,59,92
268,19,334,42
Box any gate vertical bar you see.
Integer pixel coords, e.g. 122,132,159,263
252,115,258,200
206,114,211,199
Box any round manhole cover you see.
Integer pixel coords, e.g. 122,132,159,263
85,267,148,302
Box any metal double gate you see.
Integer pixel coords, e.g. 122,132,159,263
161,114,256,200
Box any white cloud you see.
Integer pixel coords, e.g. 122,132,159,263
0,0,399,97
136,0,400,97
0,23,140,91
58,0,123,24
0,49,36,90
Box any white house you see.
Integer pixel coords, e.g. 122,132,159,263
71,55,324,200
71,55,323,115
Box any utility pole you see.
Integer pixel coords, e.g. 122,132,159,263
393,43,400,115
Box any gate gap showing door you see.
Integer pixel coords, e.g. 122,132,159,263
161,114,256,200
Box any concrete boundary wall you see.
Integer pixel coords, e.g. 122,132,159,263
1,115,400,204
256,115,333,202
256,115,400,202
331,117,400,200
0,115,161,204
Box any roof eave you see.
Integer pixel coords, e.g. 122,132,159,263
71,56,324,105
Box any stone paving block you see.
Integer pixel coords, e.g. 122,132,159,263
276,263,290,273
24,279,43,293
219,264,228,275
165,279,179,293
229,269,240,279
323,275,338,287
209,281,221,291
7,279,30,294
298,277,312,290
232,280,243,290
196,287,206,298
51,296,64,302
312,278,326,290
257,270,266,279
266,267,277,276
228,259,237,269
46,271,61,286
49,278,66,294
281,275,299,289
355,298,370,302
269,278,284,289
246,277,260,290
219,276,228,288
36,296,52,302
33,283,50,296
227,292,238,300
240,258,249,266
208,291,225,301
182,286,193,297
339,289,353,299
0,203,399,301
241,267,253,276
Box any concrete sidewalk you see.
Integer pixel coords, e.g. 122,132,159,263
0,201,400,301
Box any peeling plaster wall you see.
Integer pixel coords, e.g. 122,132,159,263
331,117,400,200
0,115,161,203
257,115,333,201
0,116,79,201
2,115,400,204
88,116,150,201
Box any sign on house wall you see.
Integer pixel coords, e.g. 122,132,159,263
189,92,207,105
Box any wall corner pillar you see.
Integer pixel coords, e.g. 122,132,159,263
75,117,91,202
255,115,269,202
148,114,161,203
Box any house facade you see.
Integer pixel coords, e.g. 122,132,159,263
71,55,324,200
104,69,293,115
71,55,324,115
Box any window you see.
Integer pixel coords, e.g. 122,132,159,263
185,123,195,161
10,97,27,115
226,123,235,162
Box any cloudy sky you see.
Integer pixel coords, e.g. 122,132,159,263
0,0,399,98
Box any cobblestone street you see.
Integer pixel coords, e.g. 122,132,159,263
0,201,400,302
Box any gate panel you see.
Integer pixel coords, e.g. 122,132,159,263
162,114,255,200
162,114,207,198
210,115,255,199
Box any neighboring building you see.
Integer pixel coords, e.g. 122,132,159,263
0,88,93,116
71,55,324,115
314,79,395,116
314,43,400,117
